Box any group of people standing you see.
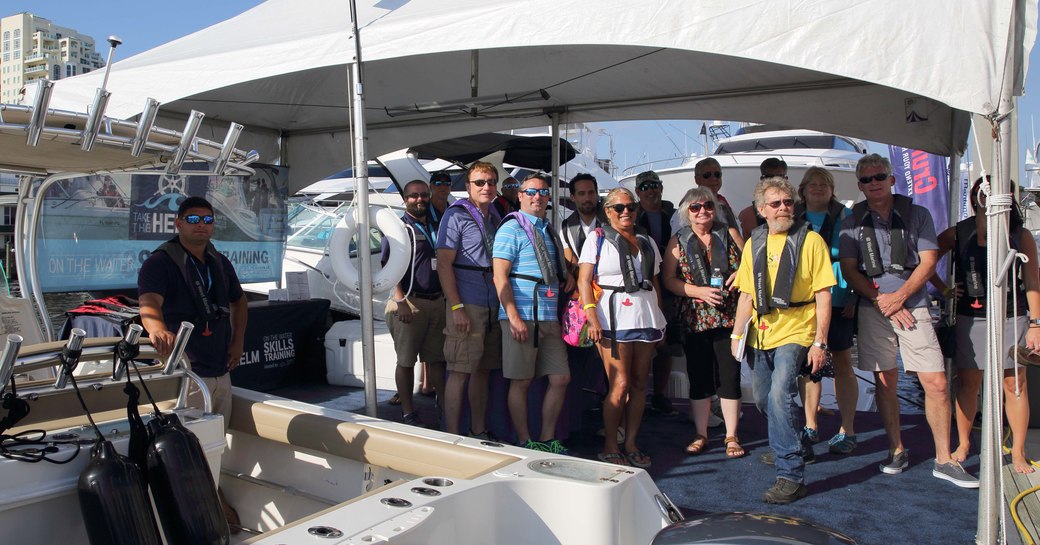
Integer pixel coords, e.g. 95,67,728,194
382,152,1040,506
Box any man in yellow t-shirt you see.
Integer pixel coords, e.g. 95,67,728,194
731,177,835,505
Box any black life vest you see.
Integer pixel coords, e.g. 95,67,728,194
562,212,602,265
500,212,568,346
953,218,1026,317
796,198,847,261
676,222,731,286
154,237,230,324
750,219,812,314
852,194,915,277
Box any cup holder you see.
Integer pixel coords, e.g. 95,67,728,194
411,487,442,496
422,477,454,487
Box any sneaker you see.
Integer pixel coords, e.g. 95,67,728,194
402,412,423,426
760,449,815,466
469,429,500,442
879,449,909,474
543,439,570,455
521,439,550,451
651,394,677,415
762,478,808,504
827,432,858,455
933,460,980,488
803,426,820,444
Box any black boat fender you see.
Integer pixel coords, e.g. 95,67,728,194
147,413,229,545
77,440,163,545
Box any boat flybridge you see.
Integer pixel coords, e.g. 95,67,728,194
0,59,688,545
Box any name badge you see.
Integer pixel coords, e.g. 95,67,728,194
431,257,437,271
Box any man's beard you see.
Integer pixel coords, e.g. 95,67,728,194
767,216,794,233
408,203,427,218
578,201,597,214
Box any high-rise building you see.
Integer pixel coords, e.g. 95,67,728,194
0,12,105,103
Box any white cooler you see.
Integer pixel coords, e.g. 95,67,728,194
324,319,399,390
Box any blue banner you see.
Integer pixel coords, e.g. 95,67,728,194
34,164,288,292
887,146,952,284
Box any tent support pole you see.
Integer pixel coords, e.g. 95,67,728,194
550,112,561,227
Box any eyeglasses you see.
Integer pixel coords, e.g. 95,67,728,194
431,180,452,187
521,188,551,197
764,198,795,209
183,214,215,225
688,201,715,213
858,173,890,184
609,203,640,214
637,181,663,191
468,178,497,187
405,192,430,200
699,171,723,179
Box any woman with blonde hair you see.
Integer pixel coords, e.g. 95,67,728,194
578,187,666,468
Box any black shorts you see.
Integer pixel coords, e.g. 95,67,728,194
828,310,855,351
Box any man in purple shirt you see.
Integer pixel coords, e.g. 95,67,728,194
382,180,446,427
436,161,502,439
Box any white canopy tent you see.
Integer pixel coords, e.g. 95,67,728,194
48,0,1034,193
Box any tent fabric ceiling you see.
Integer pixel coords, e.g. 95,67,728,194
411,134,576,171
48,0,1036,190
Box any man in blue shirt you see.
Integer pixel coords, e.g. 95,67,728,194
493,174,574,453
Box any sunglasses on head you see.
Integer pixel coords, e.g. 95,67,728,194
183,214,215,225
858,173,889,184
637,181,663,191
431,180,452,187
468,178,497,187
405,192,430,200
700,171,722,179
609,203,639,214
521,188,551,197
688,201,715,213
764,198,795,209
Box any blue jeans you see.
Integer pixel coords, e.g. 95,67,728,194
751,344,809,483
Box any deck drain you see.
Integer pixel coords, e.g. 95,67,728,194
381,497,413,508
307,526,344,538
422,477,454,487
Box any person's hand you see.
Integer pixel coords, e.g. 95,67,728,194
694,286,724,306
807,345,826,374
452,306,471,334
889,307,917,330
396,301,414,324
227,344,244,371
841,297,856,319
509,315,528,343
725,271,738,291
150,330,176,358
1026,327,1040,352
586,313,602,343
876,292,907,317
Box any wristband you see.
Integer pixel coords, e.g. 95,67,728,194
730,333,743,340
451,303,465,311
583,303,597,310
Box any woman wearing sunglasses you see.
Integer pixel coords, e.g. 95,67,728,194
663,187,745,458
578,188,666,468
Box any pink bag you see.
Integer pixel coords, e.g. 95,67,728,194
560,229,603,348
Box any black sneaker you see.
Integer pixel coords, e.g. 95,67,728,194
402,412,423,426
651,394,677,415
879,449,909,475
469,429,500,442
760,448,816,466
762,478,808,504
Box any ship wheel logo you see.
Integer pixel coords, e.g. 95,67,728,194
154,173,186,197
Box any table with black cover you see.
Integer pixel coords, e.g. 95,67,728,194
231,299,330,392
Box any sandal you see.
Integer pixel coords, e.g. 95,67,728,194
625,450,652,468
388,393,401,406
684,435,708,455
724,436,745,458
597,452,630,466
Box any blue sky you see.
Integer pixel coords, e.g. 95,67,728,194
13,1,1040,182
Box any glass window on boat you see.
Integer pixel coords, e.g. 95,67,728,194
286,203,384,257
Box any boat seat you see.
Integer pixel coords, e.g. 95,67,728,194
229,394,517,480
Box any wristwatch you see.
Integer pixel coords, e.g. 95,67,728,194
812,341,828,350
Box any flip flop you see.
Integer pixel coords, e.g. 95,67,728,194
624,450,652,469
597,452,630,466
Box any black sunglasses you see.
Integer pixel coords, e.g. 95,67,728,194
765,198,795,209
688,201,716,213
637,181,663,191
858,173,890,184
183,214,215,225
699,171,723,179
468,178,497,187
609,203,639,214
405,192,430,200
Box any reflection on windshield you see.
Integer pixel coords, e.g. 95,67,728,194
286,202,384,257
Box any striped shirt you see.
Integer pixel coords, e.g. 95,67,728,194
492,211,560,322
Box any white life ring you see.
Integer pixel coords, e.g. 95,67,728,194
329,205,410,294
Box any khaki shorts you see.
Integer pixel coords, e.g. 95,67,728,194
500,320,571,380
856,304,944,374
187,373,232,432
443,304,502,373
385,296,447,367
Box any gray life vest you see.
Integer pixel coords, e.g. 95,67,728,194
750,219,812,314
852,194,914,278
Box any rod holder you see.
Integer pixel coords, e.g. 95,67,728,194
130,98,161,157
163,321,195,375
165,110,205,176
54,328,86,389
25,80,54,147
212,122,244,175
0,334,24,393
111,324,144,382
80,88,112,152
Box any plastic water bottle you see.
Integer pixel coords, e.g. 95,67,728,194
710,267,723,290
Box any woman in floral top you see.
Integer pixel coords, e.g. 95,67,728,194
663,186,745,458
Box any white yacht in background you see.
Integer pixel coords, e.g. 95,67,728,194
619,124,868,212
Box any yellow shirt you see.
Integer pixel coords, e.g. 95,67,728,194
734,229,836,350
